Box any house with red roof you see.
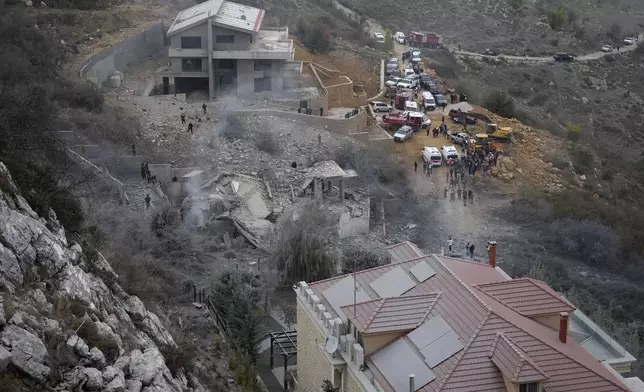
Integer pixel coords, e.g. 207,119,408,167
292,241,643,392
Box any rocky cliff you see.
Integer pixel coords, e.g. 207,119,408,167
0,161,208,392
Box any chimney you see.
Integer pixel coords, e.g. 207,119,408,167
559,312,569,343
487,241,497,268
409,374,415,392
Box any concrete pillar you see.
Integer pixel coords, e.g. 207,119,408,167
327,180,333,195
207,18,214,100
339,179,345,202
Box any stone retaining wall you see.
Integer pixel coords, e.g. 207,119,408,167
80,23,166,86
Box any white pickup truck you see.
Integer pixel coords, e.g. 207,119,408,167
442,145,459,163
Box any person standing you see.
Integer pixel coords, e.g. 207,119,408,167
131,144,136,156
144,194,151,210
448,237,453,252
180,112,186,124
319,107,324,117
318,133,322,147
468,190,474,203
469,243,475,258
414,161,418,172
188,122,193,134
202,103,207,114
140,162,146,180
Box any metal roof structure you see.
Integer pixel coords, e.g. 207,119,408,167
167,0,264,36
307,242,629,392
341,294,439,334
307,160,347,179
488,332,549,384
321,275,371,322
476,278,576,316
369,266,416,298
371,338,436,391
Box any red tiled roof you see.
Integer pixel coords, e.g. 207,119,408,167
305,243,628,392
341,293,440,334
488,333,549,383
386,241,424,263
476,278,576,316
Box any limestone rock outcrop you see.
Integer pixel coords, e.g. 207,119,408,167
0,162,209,391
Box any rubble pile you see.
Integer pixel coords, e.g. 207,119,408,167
477,109,572,193
0,162,209,392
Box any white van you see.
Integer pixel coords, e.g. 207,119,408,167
442,145,459,163
394,32,406,44
422,146,442,166
404,101,419,113
421,91,436,110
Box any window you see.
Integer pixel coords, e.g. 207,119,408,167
180,36,201,49
216,35,235,44
519,383,540,392
181,59,202,72
217,59,236,69
254,76,272,92
254,59,272,71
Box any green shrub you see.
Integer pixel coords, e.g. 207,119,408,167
341,248,390,274
483,90,516,118
297,21,331,54
547,8,567,30
565,121,583,141
270,202,339,284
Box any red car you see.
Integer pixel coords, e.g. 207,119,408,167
448,109,477,125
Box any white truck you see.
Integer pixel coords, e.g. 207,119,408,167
421,91,436,110
394,32,405,44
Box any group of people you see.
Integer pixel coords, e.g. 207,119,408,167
297,106,324,116
447,237,475,258
180,103,209,134
444,164,474,206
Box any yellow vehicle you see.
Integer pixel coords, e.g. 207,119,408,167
472,134,489,150
486,123,513,141
473,133,504,152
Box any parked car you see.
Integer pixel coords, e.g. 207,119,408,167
411,51,422,63
624,37,635,45
421,91,436,110
482,49,499,56
601,44,613,52
553,53,574,62
393,126,413,142
374,32,385,44
449,132,469,146
397,78,414,89
394,32,405,44
428,84,440,94
386,77,401,87
371,101,393,112
433,94,447,107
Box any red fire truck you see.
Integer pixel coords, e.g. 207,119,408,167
407,31,443,48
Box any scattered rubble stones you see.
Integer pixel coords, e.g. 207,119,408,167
0,161,209,390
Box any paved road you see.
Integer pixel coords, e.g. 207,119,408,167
450,34,642,62
365,16,642,63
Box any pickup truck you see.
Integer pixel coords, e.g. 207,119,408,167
448,109,477,125
449,132,469,146
394,126,413,142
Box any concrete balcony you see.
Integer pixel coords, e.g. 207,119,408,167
211,30,294,60
168,48,208,58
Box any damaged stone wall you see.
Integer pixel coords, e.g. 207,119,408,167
0,161,209,392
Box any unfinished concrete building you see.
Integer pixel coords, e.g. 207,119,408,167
160,0,294,97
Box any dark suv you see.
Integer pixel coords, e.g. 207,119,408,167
553,53,575,62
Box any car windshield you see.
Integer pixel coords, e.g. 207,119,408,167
447,154,458,160
399,79,411,84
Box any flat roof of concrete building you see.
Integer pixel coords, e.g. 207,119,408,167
167,0,264,36
250,29,292,53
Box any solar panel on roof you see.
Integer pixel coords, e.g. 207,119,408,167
409,261,436,282
408,315,451,350
371,338,436,391
321,276,371,321
421,330,464,368
369,266,416,298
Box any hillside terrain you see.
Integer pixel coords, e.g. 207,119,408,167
339,0,644,54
